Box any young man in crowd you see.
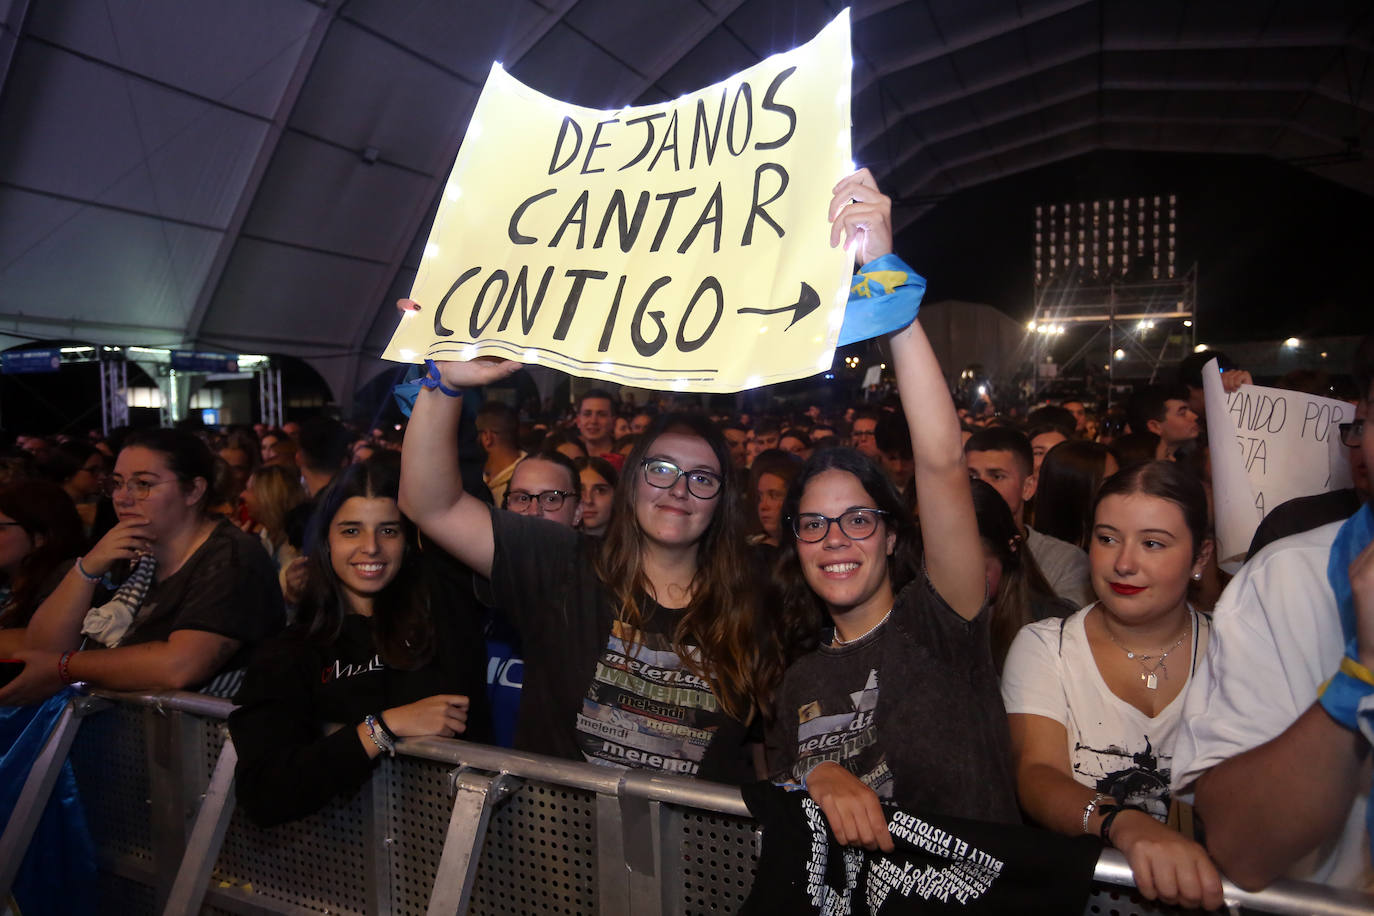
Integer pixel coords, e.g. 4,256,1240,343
574,389,617,458
1126,384,1199,459
720,420,749,471
964,427,1094,607
848,406,882,461
1173,335,1374,891
475,401,524,507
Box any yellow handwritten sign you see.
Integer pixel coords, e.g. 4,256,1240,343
383,11,853,393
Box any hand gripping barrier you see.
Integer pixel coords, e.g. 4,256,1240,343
4,689,1373,915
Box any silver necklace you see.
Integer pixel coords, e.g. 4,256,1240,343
1102,613,1191,690
832,607,893,647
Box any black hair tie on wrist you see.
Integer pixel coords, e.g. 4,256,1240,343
1099,804,1146,847
375,712,400,744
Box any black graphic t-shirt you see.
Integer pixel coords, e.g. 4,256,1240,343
489,508,754,783
767,575,1019,823
740,782,1100,915
786,632,893,799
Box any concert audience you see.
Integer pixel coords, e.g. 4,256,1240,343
970,479,1074,671
0,481,85,655
748,449,804,550
0,428,284,705
229,460,488,826
1172,335,1374,891
574,456,617,538
1003,460,1222,910
965,427,1094,607
401,375,777,782
766,170,1018,852
1033,440,1121,550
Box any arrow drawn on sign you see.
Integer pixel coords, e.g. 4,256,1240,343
736,282,820,331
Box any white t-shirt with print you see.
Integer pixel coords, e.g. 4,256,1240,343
1001,604,1203,819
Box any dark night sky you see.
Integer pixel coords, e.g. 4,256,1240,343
894,150,1374,342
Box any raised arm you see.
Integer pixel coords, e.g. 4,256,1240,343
830,170,982,619
398,354,520,579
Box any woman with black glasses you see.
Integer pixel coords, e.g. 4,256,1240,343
402,377,775,780
763,171,1019,851
0,429,284,706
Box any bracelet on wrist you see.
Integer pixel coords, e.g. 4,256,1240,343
57,650,76,685
74,556,102,584
1318,656,1374,731
418,359,463,398
1081,792,1109,834
1099,804,1145,847
375,711,400,744
363,714,395,757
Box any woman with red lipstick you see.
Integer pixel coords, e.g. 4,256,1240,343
0,429,284,706
1001,461,1224,911
229,460,489,826
764,171,1018,851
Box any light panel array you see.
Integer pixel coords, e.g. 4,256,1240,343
1034,195,1177,288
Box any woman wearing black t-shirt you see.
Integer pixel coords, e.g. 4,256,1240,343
0,428,282,706
401,380,776,783
229,460,489,826
765,171,1019,849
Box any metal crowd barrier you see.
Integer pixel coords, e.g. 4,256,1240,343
3,689,1373,915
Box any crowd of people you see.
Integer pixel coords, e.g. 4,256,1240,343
1,173,1371,910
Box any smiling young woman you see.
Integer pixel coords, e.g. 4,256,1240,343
763,171,1018,854
401,370,775,782
1001,460,1224,911
229,460,489,826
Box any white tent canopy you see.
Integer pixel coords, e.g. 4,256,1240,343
1,0,1369,404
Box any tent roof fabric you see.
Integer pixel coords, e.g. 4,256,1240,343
1,0,1369,401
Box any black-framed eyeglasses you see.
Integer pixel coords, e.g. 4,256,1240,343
1339,419,1366,448
506,490,574,512
101,478,177,500
791,508,889,543
640,458,723,499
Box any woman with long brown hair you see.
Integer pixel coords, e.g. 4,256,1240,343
401,380,773,781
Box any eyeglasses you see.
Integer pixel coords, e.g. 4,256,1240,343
850,430,876,439
1339,419,1366,448
101,478,178,500
506,490,575,512
640,459,723,499
791,508,889,543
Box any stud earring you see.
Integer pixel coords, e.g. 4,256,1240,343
1192,572,1202,581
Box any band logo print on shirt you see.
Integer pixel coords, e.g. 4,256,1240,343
383,11,855,393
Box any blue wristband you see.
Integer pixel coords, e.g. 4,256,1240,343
418,359,463,398
1319,657,1374,731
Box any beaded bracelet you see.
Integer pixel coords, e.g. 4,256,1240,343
363,714,395,756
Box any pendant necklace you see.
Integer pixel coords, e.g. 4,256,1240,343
1102,613,1191,690
832,607,893,648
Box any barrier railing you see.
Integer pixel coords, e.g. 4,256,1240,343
4,689,1373,915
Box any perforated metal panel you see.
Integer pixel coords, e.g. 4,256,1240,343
385,755,458,915
1084,884,1185,916
71,705,153,864
467,779,598,914
669,809,758,916
205,711,374,915
96,867,159,914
